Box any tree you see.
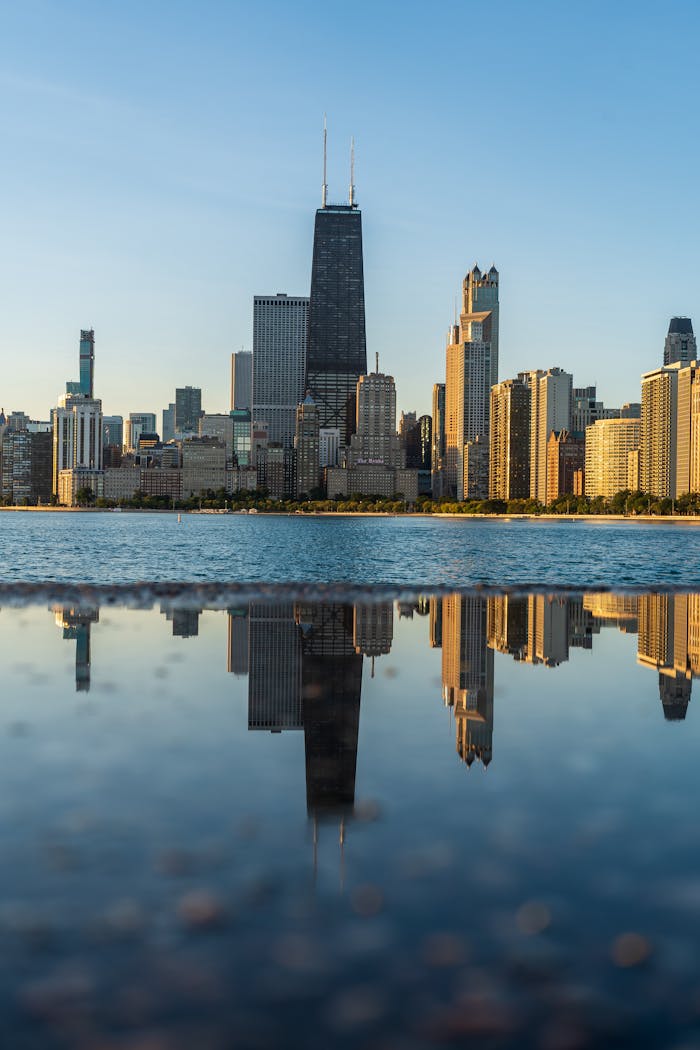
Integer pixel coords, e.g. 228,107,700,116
75,486,96,507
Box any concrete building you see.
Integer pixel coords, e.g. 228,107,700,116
231,350,253,411
200,413,234,461
1,428,52,504
162,403,176,443
52,395,103,495
103,466,141,501
181,439,226,498
664,317,696,367
546,429,585,503
295,394,320,497
584,417,641,498
319,427,341,468
523,368,572,504
253,294,309,448
640,364,681,498
57,467,104,505
489,377,530,500
139,467,182,500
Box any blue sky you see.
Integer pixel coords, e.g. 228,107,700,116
2,0,699,422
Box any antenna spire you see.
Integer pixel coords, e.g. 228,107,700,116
322,114,328,208
375,351,379,374
349,136,355,206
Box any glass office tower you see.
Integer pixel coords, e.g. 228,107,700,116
306,204,367,447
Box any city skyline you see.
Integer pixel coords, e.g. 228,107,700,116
3,3,700,421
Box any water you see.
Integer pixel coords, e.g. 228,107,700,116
2,591,700,1047
1,511,698,586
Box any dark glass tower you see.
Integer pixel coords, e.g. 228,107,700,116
306,204,367,446
79,329,95,397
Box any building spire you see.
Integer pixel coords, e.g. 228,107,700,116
375,352,379,374
349,136,355,206
322,114,328,208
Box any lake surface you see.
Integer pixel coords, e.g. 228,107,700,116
3,590,700,1048
1,511,699,586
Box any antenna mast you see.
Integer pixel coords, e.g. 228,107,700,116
375,351,379,374
322,115,328,208
349,136,355,206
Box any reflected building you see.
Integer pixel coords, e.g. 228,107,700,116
353,603,393,658
248,603,302,731
227,608,249,676
296,604,363,818
429,597,443,649
638,594,694,719
524,595,569,667
583,593,639,632
161,606,201,638
54,606,99,692
442,596,494,768
487,595,528,659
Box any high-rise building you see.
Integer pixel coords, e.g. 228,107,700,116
546,430,585,503
444,265,499,499
572,385,612,432
162,403,176,443
295,394,320,497
431,382,446,497
102,416,123,450
463,435,489,499
319,427,341,468
676,362,700,496
1,428,52,504
664,317,696,367
252,294,309,448
584,417,641,498
175,387,202,435
231,350,253,411
65,330,95,398
199,413,234,460
523,368,572,504
124,413,157,452
347,371,403,468
306,189,367,447
489,377,530,500
52,395,103,494
230,409,252,467
640,364,681,498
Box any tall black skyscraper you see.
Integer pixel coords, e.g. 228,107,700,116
306,131,367,446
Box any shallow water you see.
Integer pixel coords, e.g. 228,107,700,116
2,591,700,1047
1,511,699,586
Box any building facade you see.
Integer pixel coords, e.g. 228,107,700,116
664,317,696,367
175,387,202,435
306,204,367,447
584,417,641,498
295,394,320,497
231,350,253,411
489,377,530,500
252,294,309,448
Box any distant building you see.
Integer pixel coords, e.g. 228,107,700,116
431,382,446,496
319,427,341,468
200,413,234,460
181,439,226,498
546,429,585,503
52,395,103,495
1,428,52,503
463,435,489,499
306,201,367,448
162,403,176,443
444,264,499,499
231,350,253,411
664,317,696,367
231,409,252,467
640,364,681,498
124,413,157,452
585,417,641,498
102,415,123,450
175,387,202,435
489,377,530,500
295,394,320,497
522,368,572,504
253,294,309,448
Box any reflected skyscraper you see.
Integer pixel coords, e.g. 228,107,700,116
54,606,99,692
227,608,249,676
248,603,302,731
296,603,363,817
442,596,494,768
161,606,201,638
353,602,393,658
638,593,694,719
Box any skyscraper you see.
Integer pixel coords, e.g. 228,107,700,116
252,294,309,448
347,370,403,468
431,382,446,496
664,317,696,367
640,364,681,498
162,403,175,443
102,416,123,450
523,368,572,504
489,377,530,500
231,351,253,411
79,330,95,398
175,387,202,435
584,417,641,498
306,159,367,447
295,394,320,497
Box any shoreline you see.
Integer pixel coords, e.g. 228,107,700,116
2,506,700,525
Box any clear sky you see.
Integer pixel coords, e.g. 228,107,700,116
2,0,700,423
